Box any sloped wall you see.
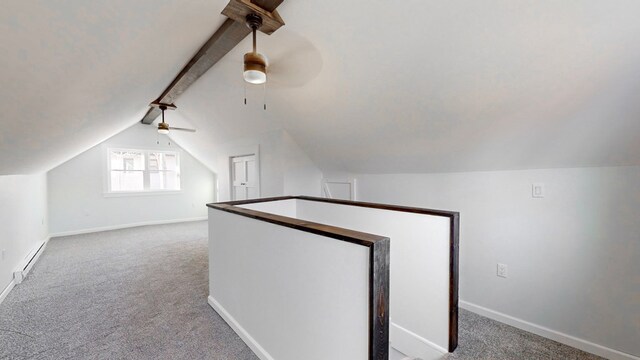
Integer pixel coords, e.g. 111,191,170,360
281,131,322,197
0,173,48,294
47,124,215,235
354,166,640,358
174,128,322,202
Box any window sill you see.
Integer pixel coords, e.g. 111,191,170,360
103,190,183,198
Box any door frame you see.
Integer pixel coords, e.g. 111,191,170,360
321,178,357,201
229,145,261,200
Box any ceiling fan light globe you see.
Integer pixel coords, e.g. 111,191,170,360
243,70,267,84
158,122,170,134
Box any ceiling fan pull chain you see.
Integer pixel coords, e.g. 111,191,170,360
263,82,267,110
244,81,247,105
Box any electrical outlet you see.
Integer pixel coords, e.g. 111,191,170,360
497,263,508,278
532,183,545,198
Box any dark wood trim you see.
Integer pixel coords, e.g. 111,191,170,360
211,195,458,217
213,195,297,206
449,213,460,352
207,195,459,355
222,0,285,35
141,18,251,124
252,0,284,11
296,195,459,218
209,202,387,247
370,238,390,359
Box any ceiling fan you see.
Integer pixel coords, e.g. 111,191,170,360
140,0,288,125
150,102,196,134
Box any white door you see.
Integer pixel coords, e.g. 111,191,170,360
231,154,259,200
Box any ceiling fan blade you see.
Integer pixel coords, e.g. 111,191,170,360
169,127,196,133
217,30,322,88
265,31,322,88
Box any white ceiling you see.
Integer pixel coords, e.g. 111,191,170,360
2,0,640,175
0,0,226,174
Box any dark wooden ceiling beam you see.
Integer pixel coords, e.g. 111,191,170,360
222,0,285,35
141,0,285,124
253,0,284,11
140,19,250,124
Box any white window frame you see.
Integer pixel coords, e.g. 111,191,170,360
104,147,181,197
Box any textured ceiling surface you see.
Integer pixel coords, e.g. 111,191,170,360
2,0,640,175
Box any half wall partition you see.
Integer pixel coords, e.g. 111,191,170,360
207,196,459,360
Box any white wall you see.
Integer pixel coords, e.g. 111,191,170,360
0,173,48,293
281,131,323,197
172,128,322,202
239,198,453,358
209,208,369,360
239,199,297,218
295,200,452,358
213,130,285,201
47,124,215,235
354,166,640,358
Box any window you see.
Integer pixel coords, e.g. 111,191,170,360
107,148,180,193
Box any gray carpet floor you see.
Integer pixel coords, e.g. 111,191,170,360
0,221,258,360
444,310,602,360
0,221,602,360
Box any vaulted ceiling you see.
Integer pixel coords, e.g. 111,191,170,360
0,0,225,174
2,0,640,175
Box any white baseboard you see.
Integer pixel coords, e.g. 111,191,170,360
460,300,640,360
208,296,274,360
0,279,16,305
390,322,447,360
49,217,207,238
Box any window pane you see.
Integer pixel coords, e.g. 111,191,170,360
148,153,159,171
149,171,161,190
148,152,178,171
110,151,144,171
164,153,177,171
110,170,144,191
107,149,179,193
149,171,180,191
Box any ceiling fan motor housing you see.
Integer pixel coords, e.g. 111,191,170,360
244,52,267,72
245,13,263,30
157,122,170,135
